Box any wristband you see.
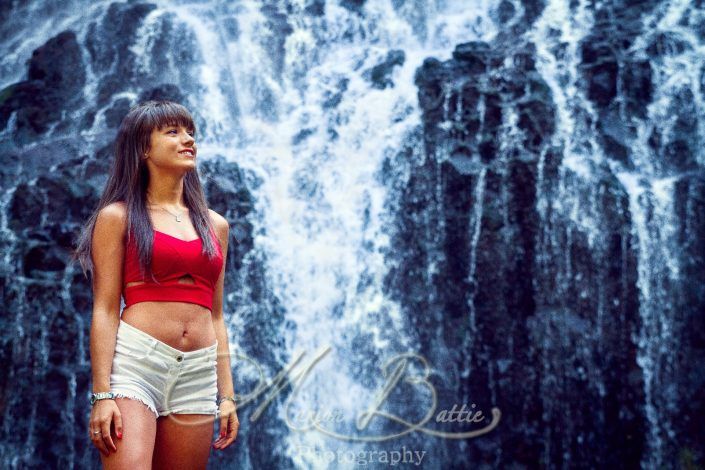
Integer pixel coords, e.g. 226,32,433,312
90,391,115,406
217,395,236,406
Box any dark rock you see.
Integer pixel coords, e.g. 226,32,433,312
340,0,365,12
41,173,96,226
645,31,692,57
673,173,705,464
0,0,13,27
24,244,66,277
496,0,516,24
643,87,699,174
0,30,85,144
364,49,405,89
85,2,157,73
27,31,85,95
453,41,491,66
48,310,79,367
292,127,315,145
69,271,92,312
138,83,187,104
597,103,636,167
199,156,255,270
37,369,72,466
304,0,325,16
9,183,43,232
104,97,132,129
517,95,555,151
621,60,652,119
581,39,619,108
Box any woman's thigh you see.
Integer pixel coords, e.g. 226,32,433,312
100,397,157,469
152,414,216,470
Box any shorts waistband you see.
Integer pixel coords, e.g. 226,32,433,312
117,319,217,361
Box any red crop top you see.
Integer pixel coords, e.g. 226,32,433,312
122,227,224,311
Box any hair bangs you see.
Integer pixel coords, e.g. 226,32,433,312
142,101,196,136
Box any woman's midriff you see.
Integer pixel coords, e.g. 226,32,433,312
121,301,217,352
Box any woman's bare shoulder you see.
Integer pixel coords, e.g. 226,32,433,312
94,201,128,240
207,208,229,244
207,208,228,230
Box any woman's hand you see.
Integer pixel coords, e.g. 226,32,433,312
213,400,239,450
89,399,123,456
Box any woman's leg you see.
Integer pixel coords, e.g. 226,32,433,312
152,414,216,470
100,397,158,469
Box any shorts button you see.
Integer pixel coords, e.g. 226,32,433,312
176,355,183,362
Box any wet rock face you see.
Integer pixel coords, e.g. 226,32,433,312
0,30,85,145
386,1,705,465
85,2,157,72
85,2,158,105
0,2,166,146
415,40,554,170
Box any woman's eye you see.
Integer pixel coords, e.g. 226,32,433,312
167,129,195,136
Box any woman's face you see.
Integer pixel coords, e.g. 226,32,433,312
144,123,197,171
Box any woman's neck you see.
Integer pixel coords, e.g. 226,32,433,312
145,180,186,209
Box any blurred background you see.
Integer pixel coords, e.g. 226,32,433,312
1,0,704,468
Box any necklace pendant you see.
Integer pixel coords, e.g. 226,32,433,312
176,215,182,222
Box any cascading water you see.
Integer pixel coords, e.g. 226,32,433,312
219,1,500,466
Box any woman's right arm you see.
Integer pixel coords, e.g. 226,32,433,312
88,202,127,455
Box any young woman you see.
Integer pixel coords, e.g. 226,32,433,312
72,100,239,468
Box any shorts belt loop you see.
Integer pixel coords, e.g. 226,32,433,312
148,338,159,357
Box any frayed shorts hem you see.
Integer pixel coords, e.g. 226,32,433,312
158,408,220,417
112,391,219,419
112,391,159,419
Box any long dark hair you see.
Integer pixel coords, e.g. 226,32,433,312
71,100,219,283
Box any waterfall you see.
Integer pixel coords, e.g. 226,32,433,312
1,0,703,468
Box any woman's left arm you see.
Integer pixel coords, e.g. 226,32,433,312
209,209,239,450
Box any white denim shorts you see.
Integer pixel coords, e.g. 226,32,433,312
109,319,219,419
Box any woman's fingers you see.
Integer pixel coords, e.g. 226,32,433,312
218,415,229,439
90,403,121,456
213,423,227,448
102,419,117,452
91,426,110,456
213,401,239,450
113,410,123,439
213,413,239,450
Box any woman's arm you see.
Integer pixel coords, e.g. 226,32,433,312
209,209,235,398
89,202,127,393
209,209,239,450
